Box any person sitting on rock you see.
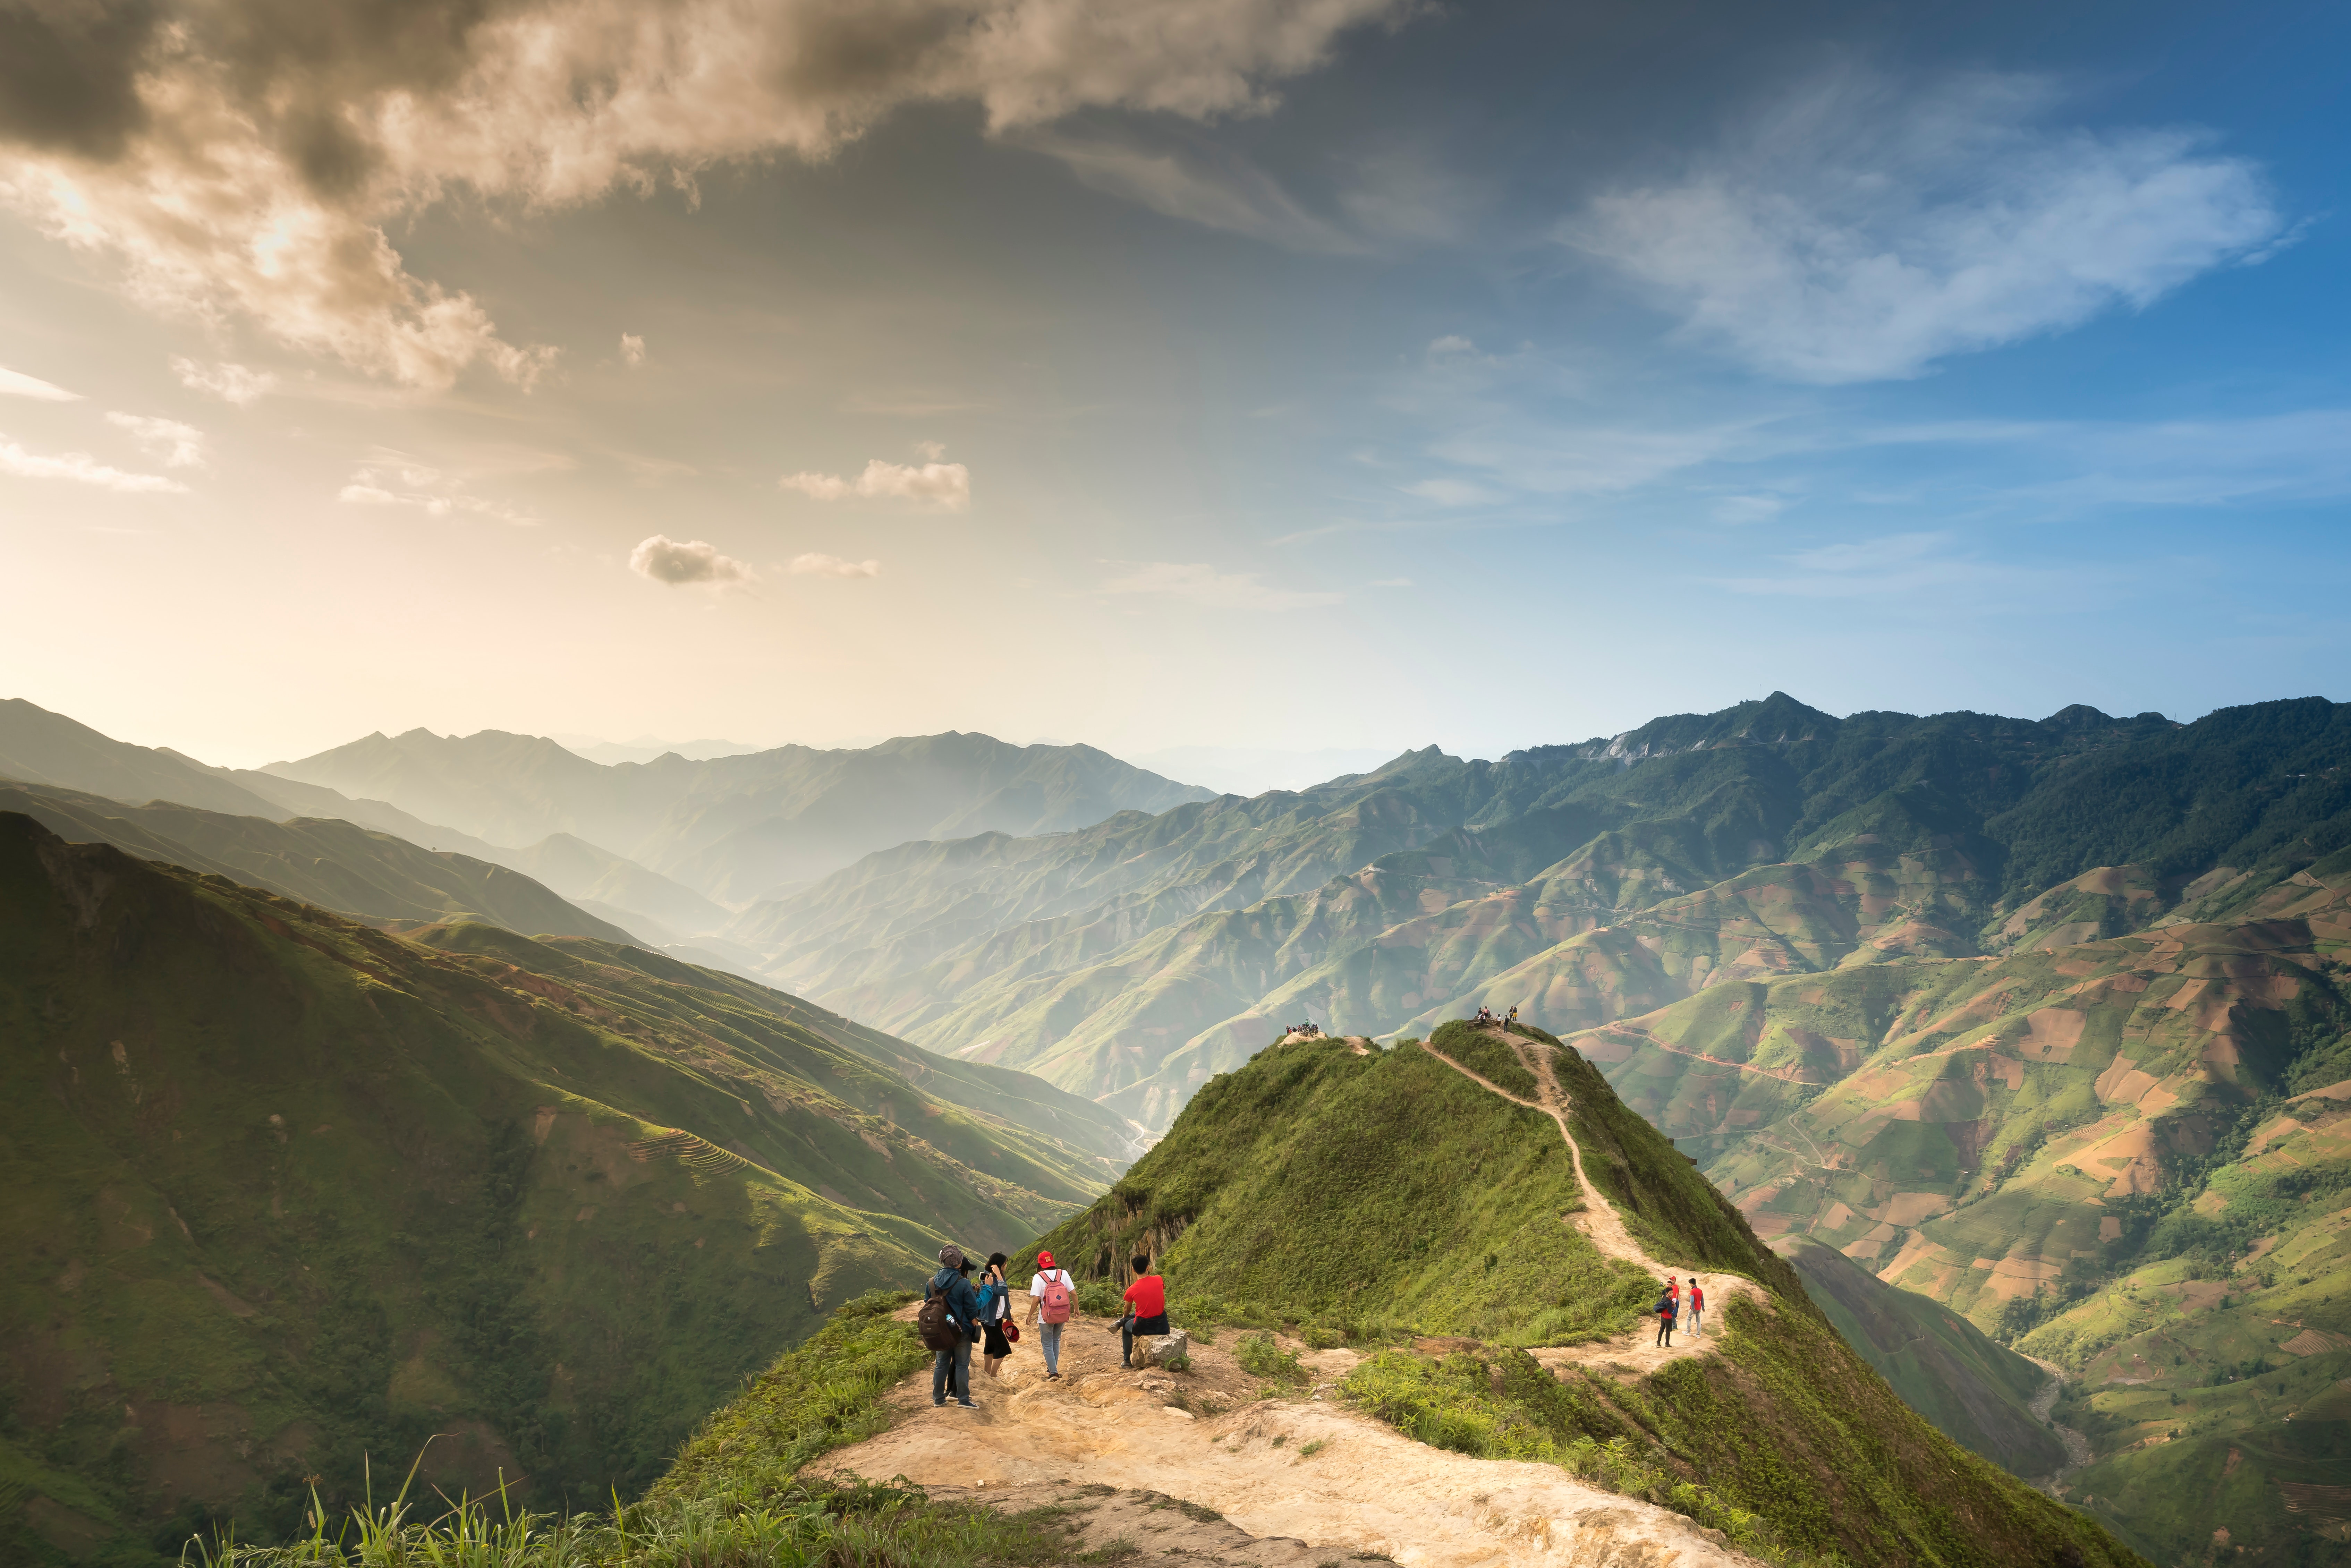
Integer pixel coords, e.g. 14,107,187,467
1121,1253,1169,1367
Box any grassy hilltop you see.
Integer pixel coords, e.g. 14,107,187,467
0,812,1111,1565
1021,1022,2140,1568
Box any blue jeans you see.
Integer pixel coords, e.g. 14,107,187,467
932,1337,972,1404
1038,1321,1063,1375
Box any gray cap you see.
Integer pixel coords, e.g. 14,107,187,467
937,1245,965,1269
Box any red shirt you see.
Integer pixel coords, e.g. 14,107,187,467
1124,1275,1166,1318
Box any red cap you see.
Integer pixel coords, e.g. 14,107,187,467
1037,1251,1055,1268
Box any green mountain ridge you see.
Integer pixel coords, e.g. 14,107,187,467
737,696,2351,1135
1020,1021,2140,1567
0,780,639,943
0,812,1113,1564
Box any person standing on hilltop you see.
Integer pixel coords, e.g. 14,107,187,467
1505,1004,1520,1034
1029,1249,1075,1380
1655,1275,1678,1348
924,1246,982,1408
1685,1276,1704,1339
1121,1254,1169,1367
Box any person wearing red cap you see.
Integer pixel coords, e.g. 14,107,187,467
1028,1249,1076,1379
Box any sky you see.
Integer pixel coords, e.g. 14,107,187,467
2,0,2347,779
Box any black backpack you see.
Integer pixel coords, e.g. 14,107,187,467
916,1279,962,1350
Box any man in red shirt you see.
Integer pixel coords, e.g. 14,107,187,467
1120,1254,1168,1367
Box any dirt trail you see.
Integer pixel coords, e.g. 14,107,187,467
1420,1030,1762,1378
823,1296,1760,1567
820,1024,1779,1565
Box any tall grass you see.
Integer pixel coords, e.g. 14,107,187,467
177,1293,1077,1568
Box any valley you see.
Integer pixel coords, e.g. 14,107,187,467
5,687,2349,1565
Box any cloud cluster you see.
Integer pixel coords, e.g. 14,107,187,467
0,436,184,492
171,357,276,404
0,365,81,401
790,552,880,577
106,411,205,467
336,459,532,522
1571,71,2286,382
631,532,753,585
1101,561,1340,611
782,456,971,510
0,0,1402,389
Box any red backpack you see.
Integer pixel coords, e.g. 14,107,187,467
1038,1271,1073,1324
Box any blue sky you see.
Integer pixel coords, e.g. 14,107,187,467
0,0,2344,777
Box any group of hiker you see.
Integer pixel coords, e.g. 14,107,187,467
1653,1273,1705,1346
1472,1003,1521,1033
1288,1021,1324,1038
918,1246,1169,1407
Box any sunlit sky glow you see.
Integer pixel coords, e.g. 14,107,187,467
2,0,2345,774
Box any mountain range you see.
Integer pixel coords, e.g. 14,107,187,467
263,726,1215,906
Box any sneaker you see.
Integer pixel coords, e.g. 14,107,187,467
957,1400,978,1409
933,1400,947,1407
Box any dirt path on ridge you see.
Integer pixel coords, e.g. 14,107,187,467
819,1024,1778,1565
1418,1029,1764,1379
821,1292,1761,1567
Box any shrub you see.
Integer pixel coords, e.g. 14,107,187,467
1237,1332,1308,1386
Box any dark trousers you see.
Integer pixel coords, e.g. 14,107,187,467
1122,1313,1168,1365
1655,1314,1673,1347
932,1336,971,1404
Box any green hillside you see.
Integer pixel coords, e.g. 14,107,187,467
0,781,638,942
1021,1023,2138,1568
728,695,2351,1130
0,813,1107,1565
1778,1235,2065,1476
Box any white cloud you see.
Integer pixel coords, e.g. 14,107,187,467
914,440,947,461
1716,530,2048,598
106,412,205,468
0,0,1403,390
1710,494,1787,525
782,456,972,510
1404,477,1500,507
791,553,881,577
631,534,754,586
1011,127,1358,252
0,436,184,492
620,334,646,367
0,366,80,401
1101,561,1342,611
170,358,276,404
1569,70,2287,382
334,460,534,523
1427,335,1478,357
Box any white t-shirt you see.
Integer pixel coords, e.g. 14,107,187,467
1030,1268,1073,1304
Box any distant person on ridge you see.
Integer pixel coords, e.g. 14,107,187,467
1686,1276,1705,1339
1655,1276,1678,1348
1505,1004,1520,1034
1029,1250,1076,1380
923,1246,982,1408
1120,1254,1169,1367
978,1252,1015,1378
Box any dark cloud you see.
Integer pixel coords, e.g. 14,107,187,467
0,0,162,157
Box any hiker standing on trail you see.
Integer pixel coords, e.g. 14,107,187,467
1029,1250,1076,1380
1504,1004,1520,1034
1120,1254,1169,1367
1655,1276,1678,1348
922,1246,982,1408
979,1252,1016,1379
1685,1277,1704,1339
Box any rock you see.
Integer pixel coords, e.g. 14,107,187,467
1136,1330,1191,1367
